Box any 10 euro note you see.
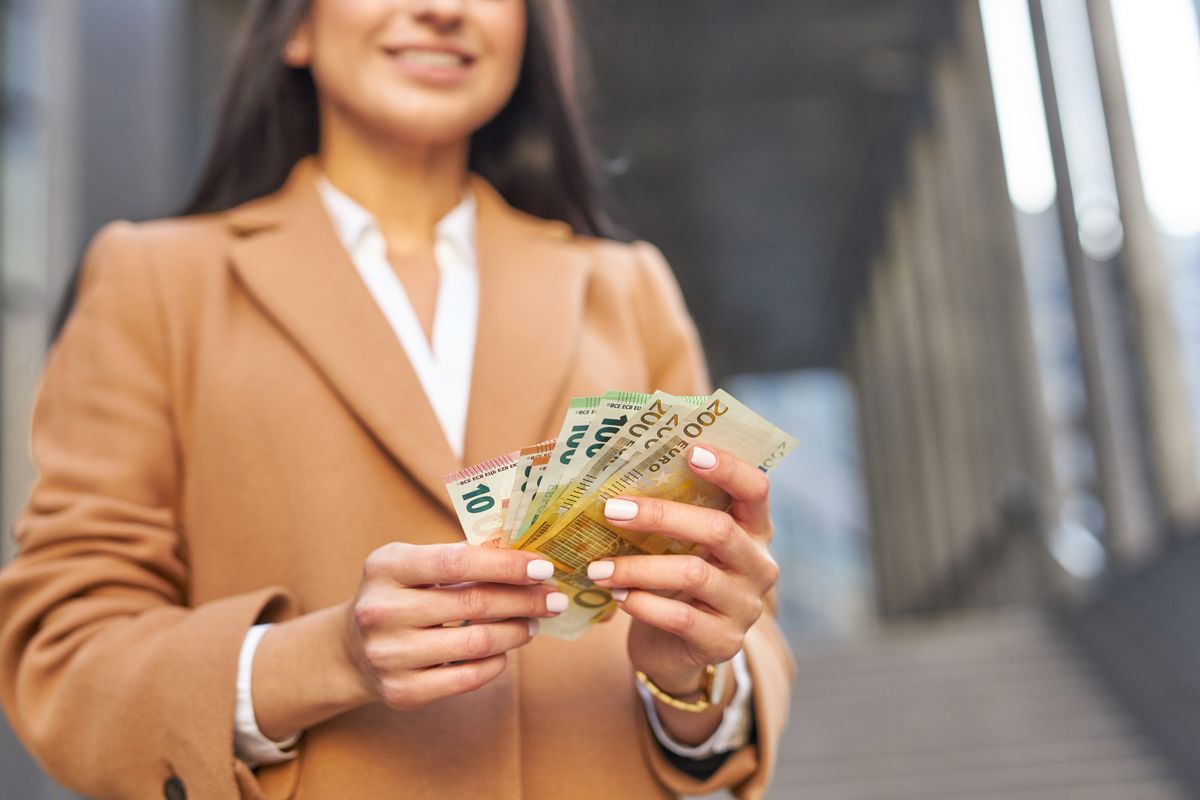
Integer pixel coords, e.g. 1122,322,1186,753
444,450,522,546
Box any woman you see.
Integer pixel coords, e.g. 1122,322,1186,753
0,1,793,798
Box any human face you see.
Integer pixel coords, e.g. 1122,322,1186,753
285,0,527,147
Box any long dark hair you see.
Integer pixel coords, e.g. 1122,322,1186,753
54,0,620,338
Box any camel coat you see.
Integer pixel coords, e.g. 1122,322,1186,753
0,158,794,799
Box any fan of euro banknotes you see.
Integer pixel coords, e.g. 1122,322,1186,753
443,389,798,639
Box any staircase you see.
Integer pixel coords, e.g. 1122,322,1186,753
761,610,1190,800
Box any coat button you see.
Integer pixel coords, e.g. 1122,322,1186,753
163,775,186,800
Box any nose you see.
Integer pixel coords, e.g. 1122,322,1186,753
410,0,466,30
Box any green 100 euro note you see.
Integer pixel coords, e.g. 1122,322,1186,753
444,388,797,639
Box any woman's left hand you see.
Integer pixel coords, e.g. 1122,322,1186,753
586,445,779,697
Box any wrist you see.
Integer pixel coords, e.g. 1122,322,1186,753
334,600,378,707
640,664,707,698
251,603,373,741
639,664,730,747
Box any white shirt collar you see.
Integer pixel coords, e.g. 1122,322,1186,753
315,174,477,268
313,172,480,462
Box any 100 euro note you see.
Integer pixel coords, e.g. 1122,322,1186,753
519,391,651,538
519,395,605,531
540,392,653,493
520,392,706,545
512,390,797,609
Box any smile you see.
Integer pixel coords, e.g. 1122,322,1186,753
393,49,470,68
381,45,476,84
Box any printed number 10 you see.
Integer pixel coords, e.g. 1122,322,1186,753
462,483,495,514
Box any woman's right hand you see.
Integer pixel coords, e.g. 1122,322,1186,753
341,542,565,711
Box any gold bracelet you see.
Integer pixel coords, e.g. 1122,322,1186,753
635,664,716,713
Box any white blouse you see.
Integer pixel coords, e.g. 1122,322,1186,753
232,175,752,767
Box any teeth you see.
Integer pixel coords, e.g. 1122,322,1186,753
398,49,465,68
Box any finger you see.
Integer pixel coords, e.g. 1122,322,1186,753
586,555,757,621
616,591,743,665
687,446,773,537
420,583,570,625
371,619,538,670
357,583,569,628
603,496,760,574
366,542,556,587
377,653,508,710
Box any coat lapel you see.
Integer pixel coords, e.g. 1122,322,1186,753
225,159,593,515
462,175,594,466
228,159,459,512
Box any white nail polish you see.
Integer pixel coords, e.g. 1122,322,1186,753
546,592,569,614
611,588,630,602
604,498,639,521
587,561,615,581
526,560,555,581
527,618,540,637
690,446,718,470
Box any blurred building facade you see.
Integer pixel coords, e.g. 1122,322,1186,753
3,0,1200,797
852,0,1200,619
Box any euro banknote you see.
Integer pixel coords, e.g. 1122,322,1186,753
444,389,796,639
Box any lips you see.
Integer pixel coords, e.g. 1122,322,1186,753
382,44,476,67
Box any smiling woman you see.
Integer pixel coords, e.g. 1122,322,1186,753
170,0,616,245
0,1,793,799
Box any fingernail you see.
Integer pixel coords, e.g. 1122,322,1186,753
611,588,630,602
527,618,540,637
527,559,555,581
690,446,718,470
587,561,615,581
546,592,569,613
604,498,639,521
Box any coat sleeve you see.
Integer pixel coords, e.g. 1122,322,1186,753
627,241,797,799
0,222,297,799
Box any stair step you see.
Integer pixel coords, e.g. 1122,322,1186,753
771,753,1176,799
794,651,1095,689
792,672,1113,715
759,610,1189,800
766,776,1189,800
774,732,1159,783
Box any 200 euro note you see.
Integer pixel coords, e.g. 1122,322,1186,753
513,389,797,573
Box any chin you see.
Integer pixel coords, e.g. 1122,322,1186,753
360,87,508,148
381,116,483,147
